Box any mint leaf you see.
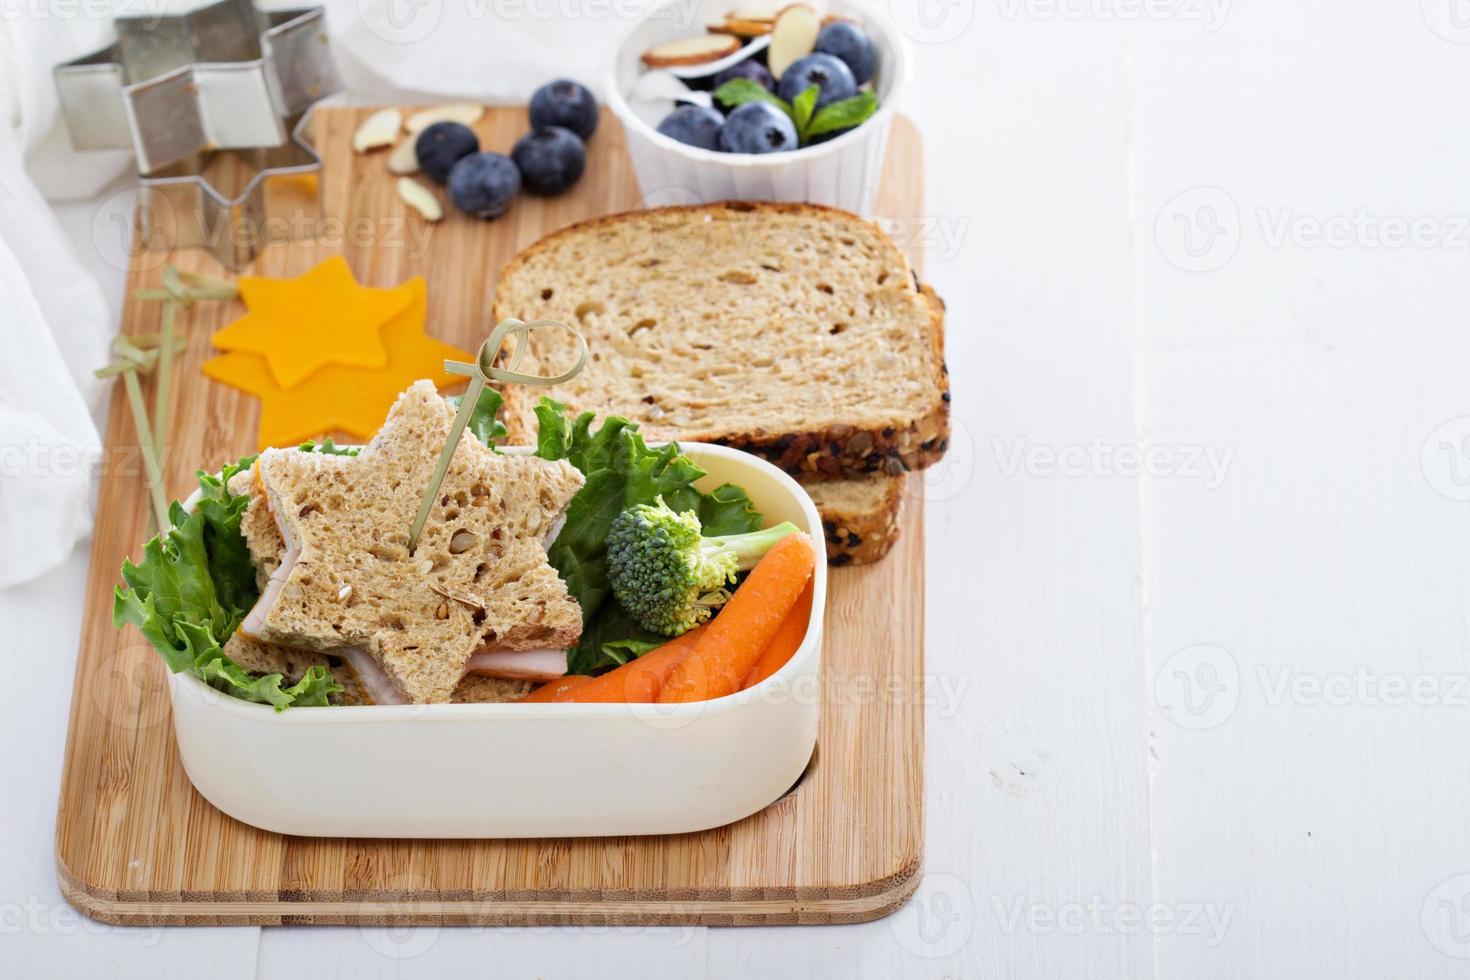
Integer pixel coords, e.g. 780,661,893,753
808,91,879,138
713,78,794,120
791,85,820,141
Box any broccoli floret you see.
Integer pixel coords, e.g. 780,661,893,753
606,497,799,635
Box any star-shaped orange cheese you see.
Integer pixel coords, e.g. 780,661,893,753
211,256,413,388
204,277,473,449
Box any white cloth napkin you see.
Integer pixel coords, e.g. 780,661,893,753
0,0,652,587
0,17,117,588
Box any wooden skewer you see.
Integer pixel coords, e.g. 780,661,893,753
102,266,241,534
408,318,588,553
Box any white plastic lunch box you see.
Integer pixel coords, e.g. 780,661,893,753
608,0,913,216
169,443,825,838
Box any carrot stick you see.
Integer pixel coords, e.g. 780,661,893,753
742,579,814,690
520,675,593,702
658,533,816,703
555,625,708,703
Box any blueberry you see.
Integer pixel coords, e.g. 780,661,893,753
713,59,775,93
447,152,520,220
657,105,725,151
777,53,857,110
815,22,877,85
717,101,797,154
511,126,587,195
415,121,479,184
529,79,599,140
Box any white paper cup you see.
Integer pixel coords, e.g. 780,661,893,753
607,0,913,216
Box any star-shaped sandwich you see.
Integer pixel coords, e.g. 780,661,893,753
238,381,586,704
211,256,413,388
205,277,473,449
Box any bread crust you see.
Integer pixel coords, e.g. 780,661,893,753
492,201,951,480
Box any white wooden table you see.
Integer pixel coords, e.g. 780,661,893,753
7,2,1470,976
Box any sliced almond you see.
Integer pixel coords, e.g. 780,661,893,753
709,18,773,37
405,103,485,134
387,137,419,175
352,108,402,153
767,3,821,79
641,33,741,68
396,177,443,222
729,4,780,20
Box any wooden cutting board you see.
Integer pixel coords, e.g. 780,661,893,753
56,107,926,926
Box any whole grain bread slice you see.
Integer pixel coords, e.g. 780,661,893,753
243,381,585,704
452,674,534,703
221,633,371,706
801,473,905,566
492,202,950,479
223,632,330,684
223,634,530,705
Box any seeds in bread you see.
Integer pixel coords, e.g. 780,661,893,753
246,381,585,704
492,202,950,479
801,473,904,566
452,674,534,703
239,463,583,653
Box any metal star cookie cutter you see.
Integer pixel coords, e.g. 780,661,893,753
54,0,340,269
131,110,326,270
54,0,337,171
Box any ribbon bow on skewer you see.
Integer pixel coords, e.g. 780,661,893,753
408,318,589,552
96,267,240,532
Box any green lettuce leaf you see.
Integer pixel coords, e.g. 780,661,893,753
449,386,508,449
533,397,764,674
113,454,343,709
297,437,358,456
578,605,669,669
192,457,259,618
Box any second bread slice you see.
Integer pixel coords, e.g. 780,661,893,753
493,202,950,479
802,473,905,566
